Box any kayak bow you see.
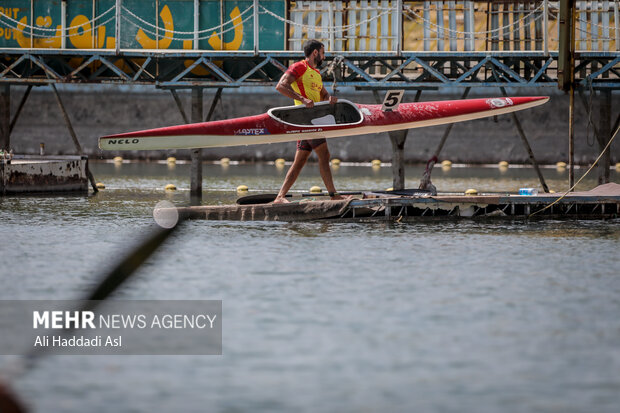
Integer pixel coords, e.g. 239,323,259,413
99,96,549,151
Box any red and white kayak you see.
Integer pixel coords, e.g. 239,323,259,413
99,96,549,151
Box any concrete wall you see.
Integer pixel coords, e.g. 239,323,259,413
7,85,620,165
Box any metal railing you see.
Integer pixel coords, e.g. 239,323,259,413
1,1,618,53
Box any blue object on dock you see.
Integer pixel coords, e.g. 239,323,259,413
519,188,538,196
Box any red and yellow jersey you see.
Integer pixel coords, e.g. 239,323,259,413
286,60,323,106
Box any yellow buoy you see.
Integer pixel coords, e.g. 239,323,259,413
331,158,341,166
220,157,230,164
549,190,556,194
166,157,177,164
464,188,478,195
498,161,509,168
113,156,123,163
95,182,105,189
371,159,382,167
165,184,176,191
309,186,322,193
615,162,620,170
441,160,452,167
556,161,567,168
386,187,394,191
237,185,248,192
275,158,286,166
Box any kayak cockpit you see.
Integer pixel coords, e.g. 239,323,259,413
268,99,363,127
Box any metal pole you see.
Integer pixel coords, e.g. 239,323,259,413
328,1,334,51
170,90,189,124
115,0,121,54
372,89,420,190
205,88,223,122
194,0,199,50
190,88,203,203
614,1,620,50
498,86,550,193
431,87,470,158
61,0,67,49
253,0,259,54
92,0,96,48
156,0,159,49
30,0,33,48
1,84,9,152
50,84,99,193
390,131,407,190
10,85,32,135
543,0,549,55
569,84,575,189
599,89,611,184
511,110,550,193
568,2,576,190
219,0,224,51
423,1,430,51
577,88,602,145
396,0,403,54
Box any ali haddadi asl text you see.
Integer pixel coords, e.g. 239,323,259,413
34,335,121,348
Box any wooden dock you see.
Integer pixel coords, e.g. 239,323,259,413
177,183,620,222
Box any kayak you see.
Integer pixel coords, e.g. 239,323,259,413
99,96,549,151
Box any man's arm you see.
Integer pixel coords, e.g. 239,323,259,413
320,86,338,104
276,73,313,107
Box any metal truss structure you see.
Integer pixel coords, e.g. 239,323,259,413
1,49,619,90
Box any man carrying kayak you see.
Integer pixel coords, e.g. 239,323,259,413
273,40,343,204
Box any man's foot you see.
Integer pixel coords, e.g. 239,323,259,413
272,196,290,204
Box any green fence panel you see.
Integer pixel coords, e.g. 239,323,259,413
0,1,30,48
0,0,285,51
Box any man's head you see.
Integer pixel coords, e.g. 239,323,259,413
303,40,325,68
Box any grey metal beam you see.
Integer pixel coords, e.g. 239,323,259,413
569,84,575,190
1,84,9,151
50,84,98,193
430,87,471,159
190,88,203,204
170,90,190,124
205,88,223,122
9,85,32,135
498,85,549,193
599,89,611,184
577,88,602,146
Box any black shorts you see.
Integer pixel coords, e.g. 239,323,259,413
297,138,327,152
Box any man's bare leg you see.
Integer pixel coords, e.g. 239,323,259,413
314,143,344,200
273,149,311,203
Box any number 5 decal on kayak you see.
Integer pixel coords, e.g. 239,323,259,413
381,90,405,112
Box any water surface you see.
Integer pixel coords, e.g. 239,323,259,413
1,162,618,413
